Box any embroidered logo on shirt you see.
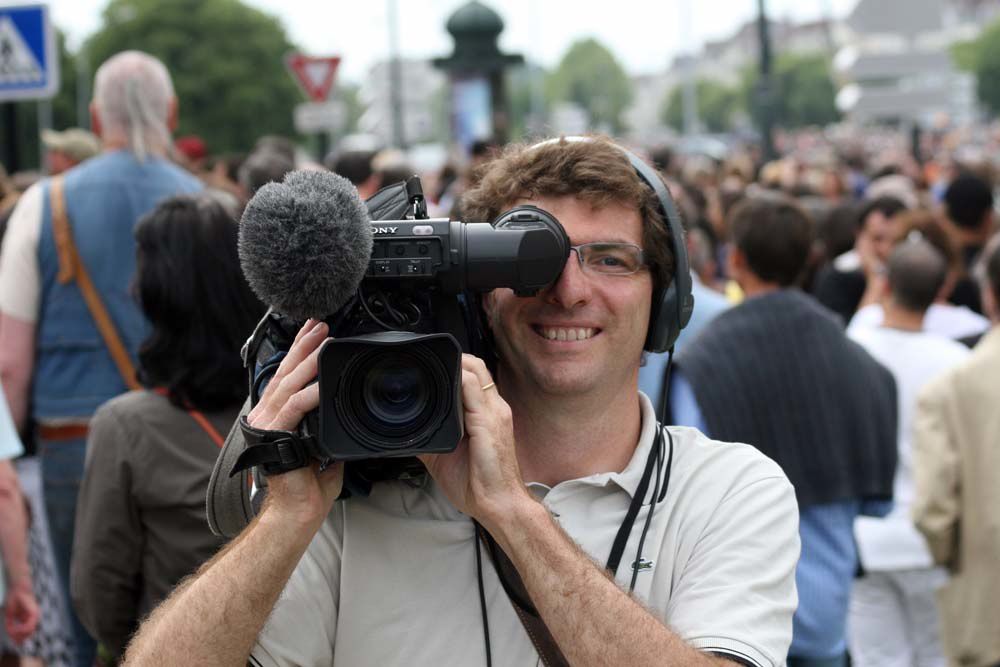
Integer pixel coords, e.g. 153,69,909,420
631,558,654,572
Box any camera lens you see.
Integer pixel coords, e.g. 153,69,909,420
362,362,428,427
339,344,451,450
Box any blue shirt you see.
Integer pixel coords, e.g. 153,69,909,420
670,371,891,659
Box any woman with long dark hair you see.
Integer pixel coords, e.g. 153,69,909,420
69,195,265,661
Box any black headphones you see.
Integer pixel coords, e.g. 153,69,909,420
524,137,694,353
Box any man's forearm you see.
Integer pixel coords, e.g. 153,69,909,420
0,461,31,585
122,508,319,666
486,498,727,667
0,313,35,432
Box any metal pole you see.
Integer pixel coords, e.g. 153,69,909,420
756,0,776,162
681,0,699,136
38,98,52,174
819,0,836,54
387,0,406,149
2,104,18,172
76,48,90,129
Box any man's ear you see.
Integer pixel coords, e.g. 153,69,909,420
89,103,102,139
983,284,999,322
726,246,745,281
879,276,893,305
167,97,179,133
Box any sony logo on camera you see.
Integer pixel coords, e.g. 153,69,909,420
372,226,399,235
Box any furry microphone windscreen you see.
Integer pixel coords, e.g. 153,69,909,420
238,170,373,321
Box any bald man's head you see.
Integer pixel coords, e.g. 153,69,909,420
886,236,948,314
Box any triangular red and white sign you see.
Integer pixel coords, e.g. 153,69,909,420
286,53,341,102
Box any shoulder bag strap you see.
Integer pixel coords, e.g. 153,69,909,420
477,526,570,667
151,387,226,448
49,176,141,391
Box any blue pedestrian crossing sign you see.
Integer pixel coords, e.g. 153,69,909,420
0,3,59,101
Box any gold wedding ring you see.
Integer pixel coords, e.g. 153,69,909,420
481,382,496,392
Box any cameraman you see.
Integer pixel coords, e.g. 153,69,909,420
123,137,799,667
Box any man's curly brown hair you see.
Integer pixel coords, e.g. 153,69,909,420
460,136,676,293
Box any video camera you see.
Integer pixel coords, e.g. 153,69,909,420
239,176,569,495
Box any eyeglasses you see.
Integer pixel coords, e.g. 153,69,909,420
569,242,647,276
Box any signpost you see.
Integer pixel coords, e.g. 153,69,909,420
293,100,346,135
285,53,342,159
0,2,59,171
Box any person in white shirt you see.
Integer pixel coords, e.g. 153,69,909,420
848,211,989,344
847,238,970,667
121,137,800,667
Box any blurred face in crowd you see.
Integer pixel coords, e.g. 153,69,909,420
46,150,78,175
483,196,652,399
862,210,900,263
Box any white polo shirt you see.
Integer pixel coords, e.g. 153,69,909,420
251,394,799,667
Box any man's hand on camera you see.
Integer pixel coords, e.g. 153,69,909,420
247,318,344,529
419,355,531,527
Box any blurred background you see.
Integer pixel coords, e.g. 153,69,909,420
4,0,1000,175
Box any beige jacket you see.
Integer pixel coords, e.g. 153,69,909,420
913,327,1000,667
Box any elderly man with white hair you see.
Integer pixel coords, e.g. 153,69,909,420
0,50,201,667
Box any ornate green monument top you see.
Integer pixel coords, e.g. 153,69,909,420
434,1,523,73
446,1,504,37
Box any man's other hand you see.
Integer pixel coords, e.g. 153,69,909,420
247,319,343,529
419,355,531,526
4,578,39,643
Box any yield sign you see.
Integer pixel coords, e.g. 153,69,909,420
286,53,341,102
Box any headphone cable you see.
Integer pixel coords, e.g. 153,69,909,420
474,524,493,667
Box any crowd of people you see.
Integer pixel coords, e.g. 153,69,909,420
0,47,997,667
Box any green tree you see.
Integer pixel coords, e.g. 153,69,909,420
661,79,741,133
546,38,632,133
952,19,1000,116
84,0,302,152
742,52,839,129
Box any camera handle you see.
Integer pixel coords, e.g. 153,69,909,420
405,176,428,220
229,416,314,477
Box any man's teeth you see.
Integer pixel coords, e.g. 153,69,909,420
540,327,596,341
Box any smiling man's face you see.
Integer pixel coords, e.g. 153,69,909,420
483,195,653,399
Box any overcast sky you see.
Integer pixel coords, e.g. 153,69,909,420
47,0,859,83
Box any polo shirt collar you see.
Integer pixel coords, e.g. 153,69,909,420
525,392,660,503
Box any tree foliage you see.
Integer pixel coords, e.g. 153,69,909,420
546,38,632,133
84,0,302,152
742,52,839,129
661,79,740,133
951,19,1000,116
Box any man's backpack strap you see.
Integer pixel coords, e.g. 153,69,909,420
48,175,141,391
477,525,569,667
206,397,257,538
